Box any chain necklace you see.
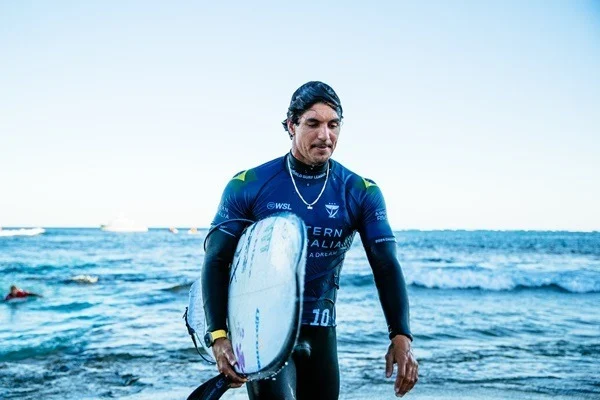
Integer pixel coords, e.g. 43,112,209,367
287,156,329,210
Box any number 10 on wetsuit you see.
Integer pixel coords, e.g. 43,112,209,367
309,308,330,326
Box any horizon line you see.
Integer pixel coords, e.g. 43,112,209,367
1,226,597,234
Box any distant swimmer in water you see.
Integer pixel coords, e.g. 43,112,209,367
4,285,42,301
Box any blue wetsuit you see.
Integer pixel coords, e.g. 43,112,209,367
202,153,411,399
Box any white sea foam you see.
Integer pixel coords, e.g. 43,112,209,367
70,275,99,284
0,228,45,237
404,266,600,293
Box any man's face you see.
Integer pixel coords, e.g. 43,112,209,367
288,103,341,166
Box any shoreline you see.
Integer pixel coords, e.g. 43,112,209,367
119,384,596,400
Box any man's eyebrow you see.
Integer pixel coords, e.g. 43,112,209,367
304,117,341,123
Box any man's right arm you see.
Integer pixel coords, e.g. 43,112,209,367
201,169,256,386
202,228,248,387
201,229,239,332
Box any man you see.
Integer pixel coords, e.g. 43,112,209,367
202,81,417,399
4,285,41,301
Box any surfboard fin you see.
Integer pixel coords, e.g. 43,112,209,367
187,373,231,400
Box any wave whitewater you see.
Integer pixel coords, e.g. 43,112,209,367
342,266,600,293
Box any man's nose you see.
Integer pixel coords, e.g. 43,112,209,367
317,125,331,141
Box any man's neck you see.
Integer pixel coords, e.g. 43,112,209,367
288,152,328,176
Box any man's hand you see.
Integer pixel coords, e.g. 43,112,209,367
385,335,418,397
212,338,247,388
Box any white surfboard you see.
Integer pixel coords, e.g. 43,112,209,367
187,212,307,379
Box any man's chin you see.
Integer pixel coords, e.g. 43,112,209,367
310,156,331,166
311,149,332,162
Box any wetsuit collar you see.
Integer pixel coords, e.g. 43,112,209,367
287,152,329,176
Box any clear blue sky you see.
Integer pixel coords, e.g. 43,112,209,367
1,1,599,231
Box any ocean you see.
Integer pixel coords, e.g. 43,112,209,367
1,229,598,399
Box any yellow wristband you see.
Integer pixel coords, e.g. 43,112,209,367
204,329,228,347
211,330,227,341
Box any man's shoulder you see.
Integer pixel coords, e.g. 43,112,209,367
331,160,380,191
226,155,286,185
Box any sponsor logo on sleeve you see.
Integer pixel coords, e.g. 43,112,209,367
218,204,230,219
374,237,396,244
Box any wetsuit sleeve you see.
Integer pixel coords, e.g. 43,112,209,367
356,179,412,341
201,228,239,332
202,172,254,332
355,178,396,244
363,241,413,341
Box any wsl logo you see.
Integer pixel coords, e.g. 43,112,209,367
325,203,339,218
267,202,292,211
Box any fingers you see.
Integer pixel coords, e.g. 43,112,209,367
400,361,418,396
407,361,419,391
217,356,246,386
395,351,419,397
394,356,408,396
225,351,237,367
385,345,394,378
213,339,247,388
217,352,246,385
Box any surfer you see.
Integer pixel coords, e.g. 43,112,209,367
4,285,41,301
202,81,417,399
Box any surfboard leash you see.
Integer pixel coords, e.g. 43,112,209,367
183,307,216,364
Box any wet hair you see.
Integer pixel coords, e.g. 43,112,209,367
282,81,343,139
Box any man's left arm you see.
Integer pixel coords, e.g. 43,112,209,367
356,177,418,397
364,240,418,397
